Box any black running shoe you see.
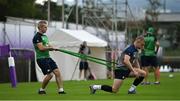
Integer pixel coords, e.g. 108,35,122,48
154,81,160,85
58,91,66,94
38,90,46,94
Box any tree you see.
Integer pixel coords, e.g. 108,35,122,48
43,1,63,21
0,0,36,21
0,0,8,21
0,0,83,23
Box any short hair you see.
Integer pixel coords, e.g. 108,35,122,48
38,20,47,29
135,35,144,41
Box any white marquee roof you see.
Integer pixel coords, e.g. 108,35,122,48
49,29,107,48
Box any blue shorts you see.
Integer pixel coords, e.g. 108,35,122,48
37,58,58,75
114,66,131,80
79,61,89,70
141,56,158,67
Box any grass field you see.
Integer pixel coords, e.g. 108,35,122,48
0,72,180,100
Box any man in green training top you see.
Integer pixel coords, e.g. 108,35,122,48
141,27,160,85
33,20,66,94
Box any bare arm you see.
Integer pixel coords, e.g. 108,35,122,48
123,54,135,72
155,41,160,54
134,59,141,69
123,54,139,77
37,43,54,51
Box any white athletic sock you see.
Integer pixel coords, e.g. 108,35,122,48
40,88,45,91
129,85,136,92
59,88,64,92
93,85,102,90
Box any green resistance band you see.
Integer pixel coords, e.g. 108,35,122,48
57,49,118,67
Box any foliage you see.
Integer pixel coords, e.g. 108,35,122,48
0,0,36,21
0,0,81,23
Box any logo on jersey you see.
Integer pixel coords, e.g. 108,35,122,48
47,69,50,72
133,52,138,58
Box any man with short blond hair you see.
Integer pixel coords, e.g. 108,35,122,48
90,36,146,94
33,20,66,94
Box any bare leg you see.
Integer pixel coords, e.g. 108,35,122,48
53,68,63,89
93,79,123,93
134,68,146,77
112,79,123,93
128,68,146,93
143,67,149,83
79,69,85,80
84,69,87,80
79,70,82,79
42,73,53,89
154,67,160,82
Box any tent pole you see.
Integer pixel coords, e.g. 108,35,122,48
71,59,80,80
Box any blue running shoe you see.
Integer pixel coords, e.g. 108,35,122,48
128,89,136,94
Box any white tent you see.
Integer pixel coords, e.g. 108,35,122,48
35,29,108,81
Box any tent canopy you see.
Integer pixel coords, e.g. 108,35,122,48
35,29,108,81
49,29,107,48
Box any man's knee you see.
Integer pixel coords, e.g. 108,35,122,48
138,69,146,77
47,73,53,78
53,68,61,77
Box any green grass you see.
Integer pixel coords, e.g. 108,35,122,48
0,72,180,100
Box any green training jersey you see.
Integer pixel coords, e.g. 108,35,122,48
142,34,157,56
33,32,50,59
